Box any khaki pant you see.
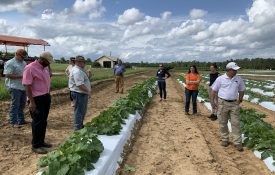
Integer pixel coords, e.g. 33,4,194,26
217,98,241,145
208,87,218,115
115,75,124,93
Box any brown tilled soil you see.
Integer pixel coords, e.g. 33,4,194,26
0,72,153,175
120,77,274,175
0,72,274,175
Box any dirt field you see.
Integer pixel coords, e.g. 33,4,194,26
0,72,153,175
120,77,274,175
0,72,274,175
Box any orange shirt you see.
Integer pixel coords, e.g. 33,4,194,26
185,73,200,90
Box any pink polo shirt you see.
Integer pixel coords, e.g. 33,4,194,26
22,60,51,97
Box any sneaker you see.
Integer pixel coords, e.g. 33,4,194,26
221,141,229,147
185,112,190,115
159,98,163,102
41,143,53,148
210,115,218,121
234,144,244,152
32,147,48,154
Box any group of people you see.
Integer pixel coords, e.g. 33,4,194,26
1,48,126,154
2,49,245,154
157,62,245,152
3,49,54,154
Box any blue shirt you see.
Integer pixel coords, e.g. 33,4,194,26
114,64,125,76
4,58,26,90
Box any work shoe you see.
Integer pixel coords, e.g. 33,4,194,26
211,114,218,121
10,124,21,128
221,141,229,147
208,114,215,119
32,147,48,154
18,121,29,125
234,144,244,152
41,143,53,148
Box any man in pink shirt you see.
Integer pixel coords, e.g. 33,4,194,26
23,51,54,154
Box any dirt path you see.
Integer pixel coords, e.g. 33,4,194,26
121,77,273,175
0,72,153,175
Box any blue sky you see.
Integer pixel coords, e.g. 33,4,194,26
1,0,275,62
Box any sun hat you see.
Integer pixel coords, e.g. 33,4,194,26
40,51,54,63
75,55,86,62
226,62,240,70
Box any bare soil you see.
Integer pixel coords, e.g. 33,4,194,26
0,72,153,175
120,77,274,175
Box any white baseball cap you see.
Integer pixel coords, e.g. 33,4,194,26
226,62,240,70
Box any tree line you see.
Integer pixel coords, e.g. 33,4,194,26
125,58,275,70
1,51,274,70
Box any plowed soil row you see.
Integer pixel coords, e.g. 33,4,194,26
0,72,153,175
120,77,273,175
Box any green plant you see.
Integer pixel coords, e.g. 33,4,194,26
123,164,136,173
38,77,157,174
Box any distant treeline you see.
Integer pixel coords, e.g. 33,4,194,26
125,58,275,70
1,51,274,70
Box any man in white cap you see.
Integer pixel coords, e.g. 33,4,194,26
22,51,54,154
211,62,245,152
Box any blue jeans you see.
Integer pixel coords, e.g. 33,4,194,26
71,91,88,130
9,88,26,124
185,88,198,113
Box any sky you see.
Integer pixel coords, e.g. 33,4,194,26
1,0,275,62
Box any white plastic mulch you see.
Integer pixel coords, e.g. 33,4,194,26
88,112,142,175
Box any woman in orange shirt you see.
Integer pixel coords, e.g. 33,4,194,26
185,65,201,115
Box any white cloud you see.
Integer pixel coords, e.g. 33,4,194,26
0,0,42,14
161,11,172,20
117,8,145,25
41,9,55,20
168,19,207,39
72,0,106,19
190,9,208,19
1,0,275,62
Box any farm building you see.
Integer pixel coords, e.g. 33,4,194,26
95,55,118,68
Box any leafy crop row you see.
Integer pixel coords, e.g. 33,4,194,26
38,77,157,175
241,109,275,165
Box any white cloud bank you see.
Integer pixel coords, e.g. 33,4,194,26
1,0,275,62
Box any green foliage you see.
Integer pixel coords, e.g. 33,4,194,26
38,77,157,174
240,108,275,162
123,164,136,173
38,130,103,175
85,77,157,135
